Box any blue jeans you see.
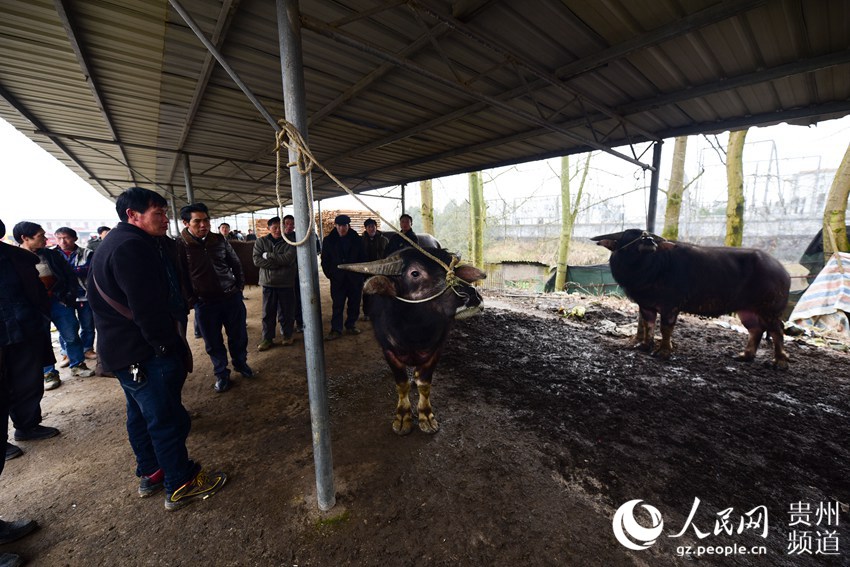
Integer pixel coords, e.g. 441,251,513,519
59,301,95,355
44,298,85,372
114,354,197,493
196,292,249,379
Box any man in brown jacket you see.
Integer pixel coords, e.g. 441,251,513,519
177,203,252,393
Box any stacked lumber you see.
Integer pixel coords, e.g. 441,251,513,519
316,210,382,237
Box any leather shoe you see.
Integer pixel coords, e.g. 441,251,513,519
0,518,38,545
233,363,255,378
5,443,23,461
214,376,232,393
14,425,60,441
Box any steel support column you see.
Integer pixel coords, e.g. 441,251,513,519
183,153,195,204
646,141,663,233
277,0,335,511
169,195,180,236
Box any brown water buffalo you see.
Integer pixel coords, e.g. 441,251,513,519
592,229,790,369
340,247,485,434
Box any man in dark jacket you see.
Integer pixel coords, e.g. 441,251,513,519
13,221,95,387
177,203,252,393
253,216,298,350
384,213,418,256
360,218,388,321
320,214,365,339
88,187,226,511
0,218,47,567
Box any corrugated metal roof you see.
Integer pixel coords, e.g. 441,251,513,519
2,0,849,217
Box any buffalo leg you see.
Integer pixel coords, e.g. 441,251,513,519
735,310,763,362
654,310,679,359
631,308,656,351
767,316,790,369
414,353,441,434
384,351,413,435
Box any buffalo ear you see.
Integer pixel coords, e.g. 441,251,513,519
658,241,676,251
596,239,617,251
455,265,486,282
363,275,396,297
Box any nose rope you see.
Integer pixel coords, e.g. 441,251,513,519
618,231,652,252
274,119,478,296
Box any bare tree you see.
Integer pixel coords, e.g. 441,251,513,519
420,179,434,235
823,142,850,260
725,129,748,246
554,153,591,290
468,171,485,267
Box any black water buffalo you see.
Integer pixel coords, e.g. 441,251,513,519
592,229,790,368
340,247,485,434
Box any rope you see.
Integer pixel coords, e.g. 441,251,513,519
273,118,477,296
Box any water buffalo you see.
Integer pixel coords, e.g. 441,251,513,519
592,229,790,369
340,247,485,434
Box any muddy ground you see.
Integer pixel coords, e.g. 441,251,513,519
1,282,849,566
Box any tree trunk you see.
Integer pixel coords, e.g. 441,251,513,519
725,129,747,247
420,179,434,235
468,171,484,267
554,153,591,291
823,142,850,260
662,136,688,241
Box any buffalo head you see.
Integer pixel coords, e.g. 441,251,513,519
591,229,673,256
340,247,485,318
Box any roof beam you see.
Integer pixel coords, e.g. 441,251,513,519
300,14,653,170
0,83,116,198
53,0,136,184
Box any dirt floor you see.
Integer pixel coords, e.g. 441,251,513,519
2,280,849,566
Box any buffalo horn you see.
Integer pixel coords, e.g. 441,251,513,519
590,231,624,242
339,256,405,276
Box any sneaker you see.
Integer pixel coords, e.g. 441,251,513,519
84,350,98,360
345,327,361,335
281,336,295,346
0,518,38,545
71,363,95,378
257,339,274,352
57,355,71,368
5,443,23,461
325,330,342,341
214,376,232,393
164,469,227,511
233,363,255,378
14,425,60,441
44,371,61,391
139,469,164,498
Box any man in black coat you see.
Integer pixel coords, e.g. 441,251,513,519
384,213,418,256
0,218,52,566
320,214,365,339
360,218,388,320
88,187,227,511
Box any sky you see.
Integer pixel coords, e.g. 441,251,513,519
2,114,849,237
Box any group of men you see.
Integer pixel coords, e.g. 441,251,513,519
320,213,418,339
0,188,421,564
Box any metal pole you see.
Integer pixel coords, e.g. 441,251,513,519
169,0,281,133
646,141,663,233
401,183,406,214
183,153,195,204
277,0,335,511
169,195,180,237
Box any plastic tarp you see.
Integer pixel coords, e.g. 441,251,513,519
564,264,624,296
789,252,850,336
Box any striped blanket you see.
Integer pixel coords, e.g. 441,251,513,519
789,252,850,334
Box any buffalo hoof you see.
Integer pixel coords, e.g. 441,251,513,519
392,416,413,436
734,351,756,362
651,347,672,359
630,340,652,352
418,415,440,434
773,357,790,371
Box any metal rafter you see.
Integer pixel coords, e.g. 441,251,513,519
53,0,135,184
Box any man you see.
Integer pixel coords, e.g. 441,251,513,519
86,225,111,253
13,221,95,388
245,229,257,242
218,222,238,241
88,187,226,511
360,218,388,321
1,218,60,466
283,215,314,333
320,214,365,340
252,216,297,351
177,203,253,393
384,213,419,256
53,227,97,364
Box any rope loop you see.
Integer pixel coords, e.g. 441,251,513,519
273,118,479,302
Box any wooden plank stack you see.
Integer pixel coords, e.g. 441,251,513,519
316,210,382,237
